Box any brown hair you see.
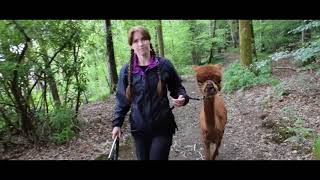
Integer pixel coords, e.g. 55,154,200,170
125,26,162,103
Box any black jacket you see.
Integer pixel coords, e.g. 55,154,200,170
112,57,189,134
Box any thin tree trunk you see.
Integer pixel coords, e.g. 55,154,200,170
41,49,61,107
259,20,265,51
10,43,33,136
230,20,235,48
189,20,199,65
169,20,175,51
105,20,118,94
64,77,71,106
230,20,239,48
235,20,239,47
43,79,48,115
301,20,306,44
73,44,81,116
0,106,14,133
156,20,165,57
239,20,253,67
153,27,160,55
250,21,257,59
208,20,217,64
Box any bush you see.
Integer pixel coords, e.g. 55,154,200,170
49,107,76,144
51,127,75,144
222,60,279,93
313,136,320,159
292,42,320,66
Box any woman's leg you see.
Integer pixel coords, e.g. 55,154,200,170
132,133,151,160
149,133,173,160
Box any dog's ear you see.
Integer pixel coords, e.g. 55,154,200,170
213,64,222,71
192,65,199,71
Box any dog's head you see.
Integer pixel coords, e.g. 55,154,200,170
192,64,222,98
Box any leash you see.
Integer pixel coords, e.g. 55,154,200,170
108,137,119,160
170,95,203,110
188,96,203,101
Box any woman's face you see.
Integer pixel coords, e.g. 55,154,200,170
131,31,151,57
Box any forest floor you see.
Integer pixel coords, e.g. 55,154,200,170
1,52,320,160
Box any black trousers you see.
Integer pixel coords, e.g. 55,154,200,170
132,131,173,160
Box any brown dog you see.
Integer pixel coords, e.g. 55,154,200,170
192,64,227,160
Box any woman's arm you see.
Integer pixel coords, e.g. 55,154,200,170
165,60,189,106
112,64,131,128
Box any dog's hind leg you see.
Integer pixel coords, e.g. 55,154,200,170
203,141,211,160
212,140,221,160
212,130,225,160
209,143,217,160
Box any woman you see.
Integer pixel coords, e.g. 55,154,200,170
112,26,189,160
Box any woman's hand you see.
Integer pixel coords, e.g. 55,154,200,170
172,95,185,108
112,126,121,139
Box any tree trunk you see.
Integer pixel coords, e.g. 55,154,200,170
230,20,239,48
9,21,33,136
43,78,49,114
250,21,257,59
105,20,118,94
208,20,217,64
189,20,200,65
153,27,160,55
169,20,175,51
156,20,165,57
239,20,253,67
229,20,235,48
301,29,305,44
11,67,32,136
42,49,61,107
259,20,265,51
0,106,14,133
301,20,313,44
73,44,81,116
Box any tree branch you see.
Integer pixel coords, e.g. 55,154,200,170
48,31,77,65
274,67,297,71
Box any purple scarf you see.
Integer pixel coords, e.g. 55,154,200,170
132,54,159,76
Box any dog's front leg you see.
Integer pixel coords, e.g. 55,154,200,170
203,140,211,160
201,130,211,160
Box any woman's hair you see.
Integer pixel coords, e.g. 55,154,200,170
126,26,162,103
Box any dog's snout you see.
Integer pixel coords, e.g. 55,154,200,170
206,83,214,89
205,83,216,94
208,86,215,93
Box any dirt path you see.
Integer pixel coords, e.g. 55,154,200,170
3,52,320,160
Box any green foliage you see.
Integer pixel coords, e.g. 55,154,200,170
288,20,320,34
222,60,279,93
0,119,5,136
175,63,194,75
270,106,314,145
254,20,301,52
313,136,320,159
226,47,240,53
49,106,76,144
269,39,320,69
51,126,75,144
292,41,320,66
213,28,228,49
272,83,286,99
162,20,193,65
280,106,314,143
0,20,86,141
77,20,109,102
272,124,296,144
